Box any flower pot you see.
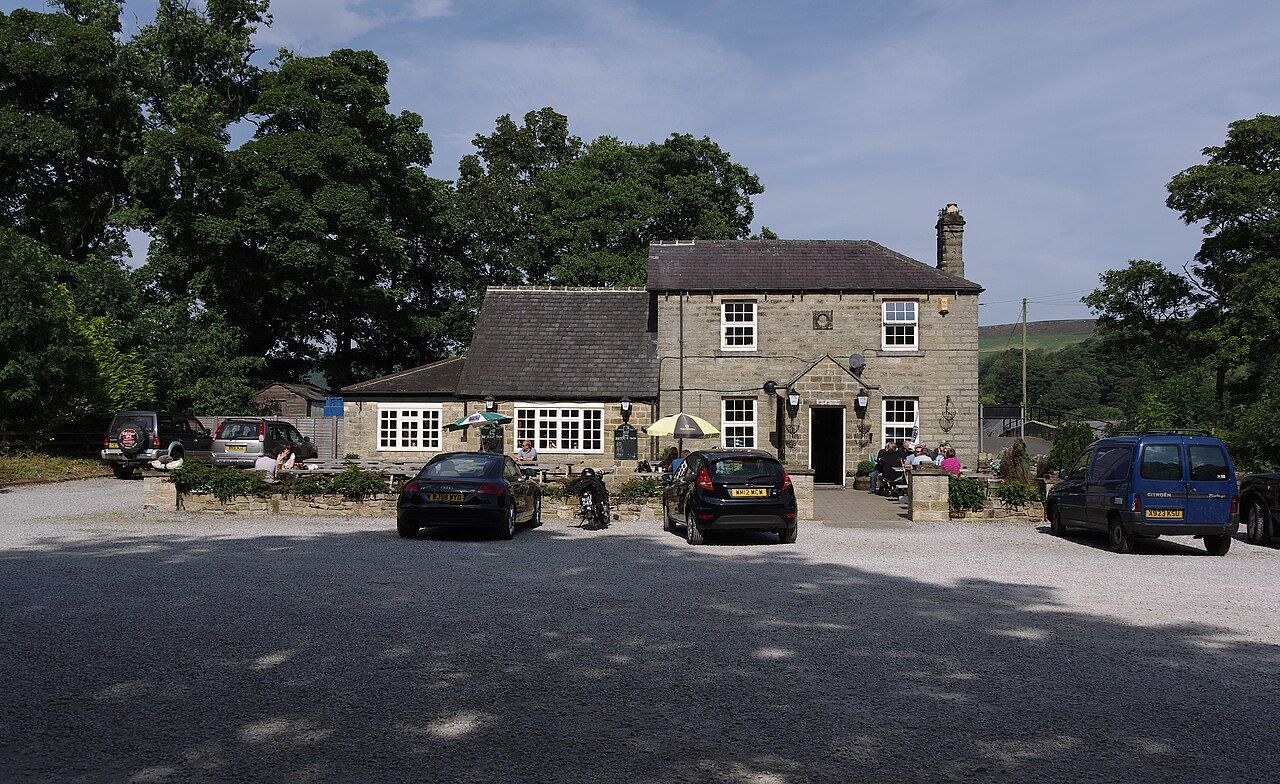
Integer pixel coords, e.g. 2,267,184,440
853,476,871,491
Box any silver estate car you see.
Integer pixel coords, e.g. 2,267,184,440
212,419,318,467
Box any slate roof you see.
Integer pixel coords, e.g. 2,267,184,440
259,382,329,401
456,288,657,400
342,356,466,397
646,240,983,292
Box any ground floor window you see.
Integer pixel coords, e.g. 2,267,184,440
378,405,442,451
722,398,757,448
514,405,604,453
882,398,918,445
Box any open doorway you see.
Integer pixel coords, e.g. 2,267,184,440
810,407,845,485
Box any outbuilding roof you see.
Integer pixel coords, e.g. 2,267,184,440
646,240,982,292
257,381,329,401
342,356,466,397
456,288,657,400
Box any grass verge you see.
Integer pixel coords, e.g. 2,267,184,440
0,453,111,486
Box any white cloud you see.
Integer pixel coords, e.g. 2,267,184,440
259,0,454,51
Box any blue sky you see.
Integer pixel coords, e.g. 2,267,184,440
7,0,1279,324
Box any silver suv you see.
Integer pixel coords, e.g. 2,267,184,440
102,411,214,479
212,419,318,467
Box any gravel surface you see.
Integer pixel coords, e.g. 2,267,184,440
2,480,1279,783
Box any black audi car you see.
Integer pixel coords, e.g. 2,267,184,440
397,452,541,540
662,449,798,545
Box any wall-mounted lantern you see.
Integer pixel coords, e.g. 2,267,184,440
620,396,632,423
855,388,870,420
485,395,496,413
785,390,801,436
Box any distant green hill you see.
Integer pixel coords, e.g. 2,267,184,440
979,319,1094,355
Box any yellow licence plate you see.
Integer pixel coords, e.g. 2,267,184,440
226,445,247,452
1146,508,1184,519
730,488,769,498
429,493,465,503
107,441,119,449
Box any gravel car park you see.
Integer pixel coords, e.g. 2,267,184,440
2,479,1278,783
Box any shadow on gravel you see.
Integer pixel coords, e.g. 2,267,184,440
1033,526,1215,556
2,523,1278,783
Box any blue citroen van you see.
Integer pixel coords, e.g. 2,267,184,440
1045,431,1239,555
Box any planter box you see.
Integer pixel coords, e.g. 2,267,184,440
853,476,871,491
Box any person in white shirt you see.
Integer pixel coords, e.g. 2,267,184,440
907,445,935,467
515,440,538,463
275,444,296,472
254,453,277,480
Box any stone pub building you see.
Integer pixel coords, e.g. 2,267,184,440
343,205,982,485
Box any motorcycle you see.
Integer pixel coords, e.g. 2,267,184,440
564,467,613,529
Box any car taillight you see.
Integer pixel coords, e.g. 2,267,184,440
785,511,797,520
782,472,793,491
1131,494,1142,513
477,483,504,495
102,436,110,448
696,467,714,491
402,480,419,495
1230,495,1239,515
152,436,161,448
214,421,225,439
257,421,266,441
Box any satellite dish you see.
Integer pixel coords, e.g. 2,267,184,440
848,354,866,374
763,380,778,396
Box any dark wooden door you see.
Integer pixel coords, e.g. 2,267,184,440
811,408,844,485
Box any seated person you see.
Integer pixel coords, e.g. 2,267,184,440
254,452,278,480
940,447,962,477
907,444,935,468
670,449,690,475
659,446,678,472
876,442,903,494
515,440,538,463
275,443,296,472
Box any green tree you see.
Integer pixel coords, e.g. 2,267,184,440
456,108,764,291
0,3,140,261
201,48,449,388
0,230,95,429
1046,421,1097,471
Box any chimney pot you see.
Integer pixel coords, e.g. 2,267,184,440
936,204,965,279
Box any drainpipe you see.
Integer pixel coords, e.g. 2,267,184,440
678,292,685,452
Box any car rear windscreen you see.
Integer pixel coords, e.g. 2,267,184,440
1140,444,1183,481
219,421,260,440
1188,445,1230,481
110,415,151,434
422,455,498,479
709,456,784,483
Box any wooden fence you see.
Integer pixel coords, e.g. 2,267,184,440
196,416,346,460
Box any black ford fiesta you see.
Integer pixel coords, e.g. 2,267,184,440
662,450,798,545
397,452,541,540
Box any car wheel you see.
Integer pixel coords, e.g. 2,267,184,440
1048,504,1067,536
396,517,419,539
1204,534,1232,556
1108,518,1136,554
111,464,136,480
529,495,543,528
1246,500,1273,546
778,525,798,544
685,507,704,545
497,505,516,540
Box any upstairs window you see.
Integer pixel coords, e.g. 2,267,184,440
882,301,918,351
721,300,757,351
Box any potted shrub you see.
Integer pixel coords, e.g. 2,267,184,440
948,476,985,519
853,459,875,490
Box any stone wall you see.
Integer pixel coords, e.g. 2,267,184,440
180,492,399,516
907,467,950,522
655,291,981,477
343,398,655,471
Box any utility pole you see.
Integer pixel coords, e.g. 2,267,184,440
1020,298,1028,439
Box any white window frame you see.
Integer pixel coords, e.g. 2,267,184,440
881,300,918,352
377,404,442,452
722,398,757,448
513,403,605,454
721,300,757,352
882,398,919,447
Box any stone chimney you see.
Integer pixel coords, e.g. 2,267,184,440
935,203,965,278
